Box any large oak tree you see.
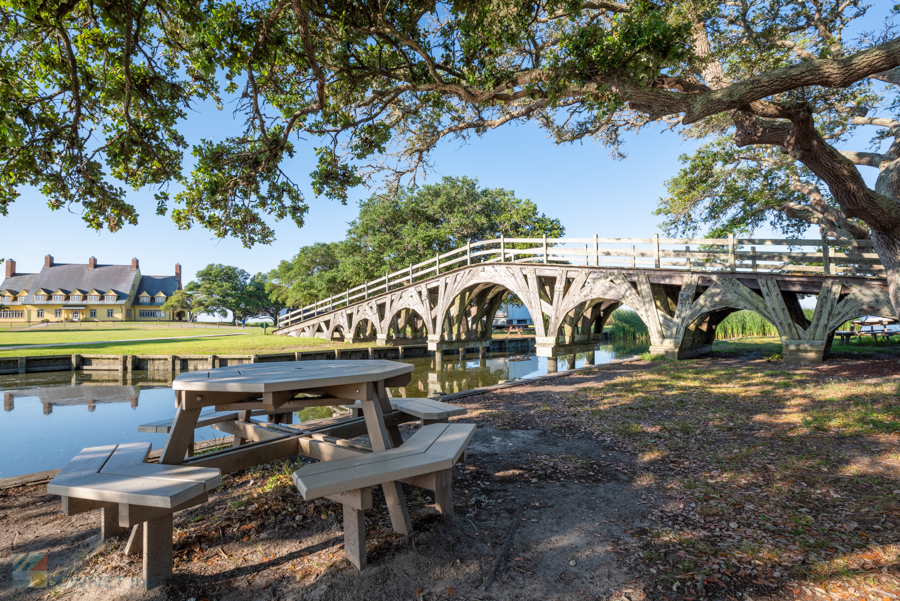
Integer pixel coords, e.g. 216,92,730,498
3,0,900,310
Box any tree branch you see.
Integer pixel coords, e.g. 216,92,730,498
839,150,883,168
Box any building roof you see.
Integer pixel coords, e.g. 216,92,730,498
16,264,138,305
136,275,181,298
0,273,38,303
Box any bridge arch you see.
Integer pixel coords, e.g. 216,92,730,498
351,317,378,342
275,261,893,364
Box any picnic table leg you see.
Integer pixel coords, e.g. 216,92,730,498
101,506,127,539
124,523,143,555
159,402,201,465
232,409,252,447
143,514,173,589
377,381,404,448
433,469,453,515
360,384,413,536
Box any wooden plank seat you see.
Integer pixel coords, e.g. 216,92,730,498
344,398,466,424
835,330,858,345
292,423,476,570
47,442,221,588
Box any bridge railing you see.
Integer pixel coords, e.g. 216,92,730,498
278,235,881,328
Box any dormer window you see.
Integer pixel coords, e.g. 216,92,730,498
1,295,10,302
35,295,46,301
88,294,99,301
53,294,65,301
155,295,165,304
105,294,116,302
71,295,82,302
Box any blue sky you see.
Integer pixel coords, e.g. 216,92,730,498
2,118,707,282
1,5,893,287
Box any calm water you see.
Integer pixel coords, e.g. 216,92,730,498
0,341,647,478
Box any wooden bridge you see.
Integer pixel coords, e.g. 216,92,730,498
275,235,893,363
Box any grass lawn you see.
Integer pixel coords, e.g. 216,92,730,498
711,335,900,359
0,326,364,357
466,348,900,598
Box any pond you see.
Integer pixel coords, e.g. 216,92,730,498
0,340,647,478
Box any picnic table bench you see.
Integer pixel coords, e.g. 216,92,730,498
293,422,475,569
47,442,221,587
344,397,466,424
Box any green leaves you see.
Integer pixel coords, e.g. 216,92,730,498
192,264,283,322
268,176,565,307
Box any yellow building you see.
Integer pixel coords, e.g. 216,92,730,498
0,256,184,323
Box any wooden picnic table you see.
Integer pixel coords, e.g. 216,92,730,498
837,317,899,345
164,360,416,533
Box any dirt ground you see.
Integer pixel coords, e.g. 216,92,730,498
0,353,898,601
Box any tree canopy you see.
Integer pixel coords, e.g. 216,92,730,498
267,176,564,307
192,264,284,324
4,0,900,308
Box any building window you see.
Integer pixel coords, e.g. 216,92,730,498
90,309,96,318
106,309,113,318
54,309,62,318
71,295,82,301
126,310,131,318
88,294,99,301
155,296,165,304
139,309,165,318
35,295,46,301
139,296,149,304
0,310,24,318
105,294,116,301
1,295,11,302
36,310,43,318
53,294,65,301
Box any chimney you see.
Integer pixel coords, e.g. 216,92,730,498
88,257,97,269
4,259,14,278
131,258,139,269
44,255,53,267
175,263,182,285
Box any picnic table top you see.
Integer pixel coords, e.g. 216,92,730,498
172,360,414,393
851,317,898,326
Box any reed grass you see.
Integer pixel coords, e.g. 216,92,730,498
714,308,815,340
605,309,649,340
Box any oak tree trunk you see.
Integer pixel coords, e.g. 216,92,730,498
872,166,900,317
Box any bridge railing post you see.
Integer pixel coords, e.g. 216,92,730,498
543,235,548,264
467,240,471,266
435,254,440,275
364,281,368,299
751,246,757,273
409,264,413,284
685,245,691,270
631,245,636,269
594,234,599,267
584,244,589,266
822,234,831,275
500,235,505,263
728,233,736,272
653,233,660,269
